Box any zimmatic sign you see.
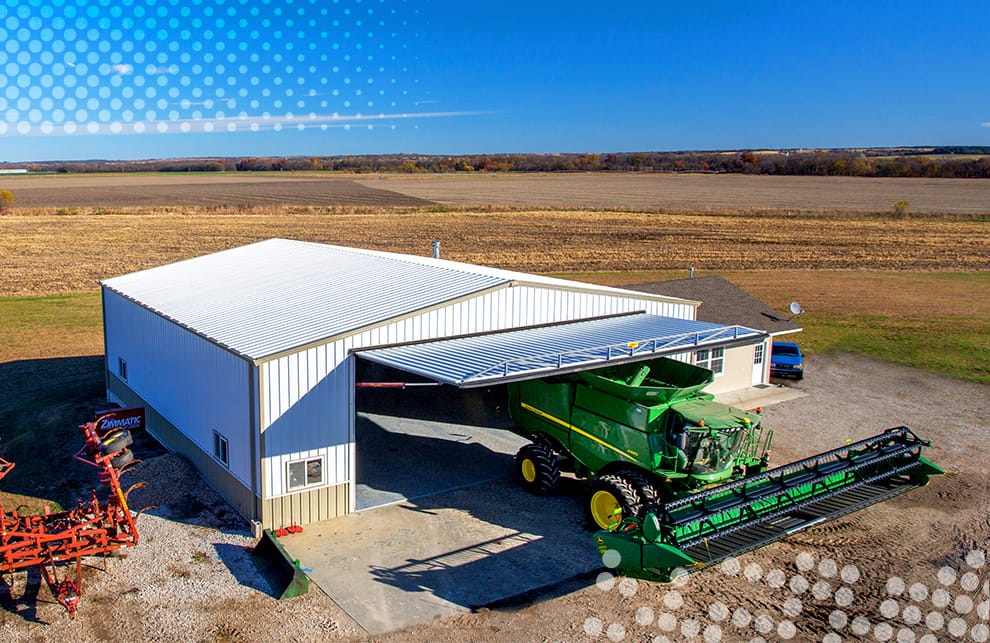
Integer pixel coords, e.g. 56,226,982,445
94,406,145,432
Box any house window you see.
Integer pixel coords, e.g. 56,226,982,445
118,357,128,382
213,431,229,467
754,344,765,365
695,347,725,374
287,457,324,491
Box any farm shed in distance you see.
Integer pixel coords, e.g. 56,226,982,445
627,276,803,392
100,239,766,530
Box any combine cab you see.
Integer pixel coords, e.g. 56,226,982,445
507,357,941,580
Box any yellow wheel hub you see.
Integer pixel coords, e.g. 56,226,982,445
590,490,622,530
521,458,537,483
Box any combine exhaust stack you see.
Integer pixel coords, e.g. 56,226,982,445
595,426,942,581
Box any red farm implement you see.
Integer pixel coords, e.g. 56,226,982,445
0,410,145,618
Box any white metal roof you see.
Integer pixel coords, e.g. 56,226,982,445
101,239,692,361
357,313,766,387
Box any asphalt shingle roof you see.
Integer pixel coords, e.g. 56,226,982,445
625,275,803,336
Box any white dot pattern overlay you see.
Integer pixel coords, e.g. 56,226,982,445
584,548,990,642
0,0,416,135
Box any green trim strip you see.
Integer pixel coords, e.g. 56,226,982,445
520,402,634,463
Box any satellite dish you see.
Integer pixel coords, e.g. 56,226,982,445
789,301,804,316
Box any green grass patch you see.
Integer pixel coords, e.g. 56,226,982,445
0,292,102,361
799,313,988,384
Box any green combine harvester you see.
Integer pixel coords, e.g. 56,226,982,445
507,357,941,581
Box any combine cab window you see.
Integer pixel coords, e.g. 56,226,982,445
694,347,725,374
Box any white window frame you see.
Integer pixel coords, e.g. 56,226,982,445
754,344,765,365
213,430,229,467
286,456,324,492
695,346,725,374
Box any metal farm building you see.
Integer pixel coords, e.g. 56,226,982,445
101,239,764,530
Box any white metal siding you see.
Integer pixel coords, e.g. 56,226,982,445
259,283,696,499
103,291,253,489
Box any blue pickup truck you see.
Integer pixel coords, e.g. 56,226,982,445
770,341,804,379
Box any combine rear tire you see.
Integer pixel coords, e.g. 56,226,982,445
587,474,642,531
515,443,560,494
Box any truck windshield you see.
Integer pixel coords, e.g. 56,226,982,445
685,428,744,475
773,345,800,357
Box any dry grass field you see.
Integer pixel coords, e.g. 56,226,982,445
0,208,987,297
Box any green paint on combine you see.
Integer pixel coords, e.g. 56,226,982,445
507,356,942,581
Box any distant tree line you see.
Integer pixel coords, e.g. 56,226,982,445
4,147,990,178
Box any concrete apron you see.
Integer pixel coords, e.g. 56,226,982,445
278,478,597,635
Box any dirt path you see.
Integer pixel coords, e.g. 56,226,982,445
2,352,986,641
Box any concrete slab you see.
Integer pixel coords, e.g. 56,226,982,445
278,477,597,635
354,412,527,510
714,383,806,410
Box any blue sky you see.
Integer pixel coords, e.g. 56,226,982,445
1,0,988,161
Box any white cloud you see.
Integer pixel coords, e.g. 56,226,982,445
111,64,133,76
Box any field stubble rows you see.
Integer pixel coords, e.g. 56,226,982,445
1,207,987,297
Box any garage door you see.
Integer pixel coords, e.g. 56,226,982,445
356,312,765,387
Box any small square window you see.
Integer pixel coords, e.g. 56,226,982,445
213,431,229,467
754,344,765,365
118,357,128,382
287,457,324,491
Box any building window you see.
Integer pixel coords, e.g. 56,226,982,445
213,431,229,467
118,357,128,382
754,344,765,365
695,347,725,374
287,457,324,491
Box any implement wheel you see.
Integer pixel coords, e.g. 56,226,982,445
101,429,133,455
588,474,642,531
515,443,560,494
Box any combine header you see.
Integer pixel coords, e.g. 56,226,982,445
507,357,942,581
0,411,145,617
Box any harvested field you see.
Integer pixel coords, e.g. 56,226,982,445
1,208,987,296
2,172,989,214
366,173,990,215
0,175,432,209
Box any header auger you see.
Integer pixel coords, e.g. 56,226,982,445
0,410,145,618
505,357,942,581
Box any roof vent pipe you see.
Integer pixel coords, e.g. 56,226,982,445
432,241,441,259
689,266,694,278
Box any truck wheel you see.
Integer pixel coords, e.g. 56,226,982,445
587,474,642,531
515,443,560,494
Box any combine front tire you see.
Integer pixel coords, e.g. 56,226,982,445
515,443,560,494
588,474,642,531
